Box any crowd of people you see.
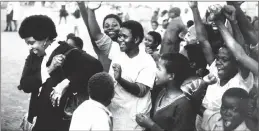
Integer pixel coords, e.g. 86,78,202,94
16,1,258,131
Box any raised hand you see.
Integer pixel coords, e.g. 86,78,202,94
207,4,223,21
223,5,237,22
112,63,122,81
145,47,154,54
87,2,102,10
203,73,217,85
50,54,66,69
188,1,198,9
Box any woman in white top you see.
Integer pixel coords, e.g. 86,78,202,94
78,2,156,130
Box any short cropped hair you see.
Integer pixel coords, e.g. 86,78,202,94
169,7,181,17
148,31,162,50
222,88,249,113
103,14,122,27
19,15,57,41
69,36,84,50
160,53,191,85
66,33,76,41
88,72,114,103
187,20,194,28
121,20,144,45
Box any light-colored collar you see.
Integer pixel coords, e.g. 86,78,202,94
88,99,112,117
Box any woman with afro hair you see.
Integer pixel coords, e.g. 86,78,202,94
18,15,103,131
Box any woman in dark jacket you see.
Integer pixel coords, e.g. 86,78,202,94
18,15,103,131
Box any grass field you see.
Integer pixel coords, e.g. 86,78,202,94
0,4,151,130
1,31,30,131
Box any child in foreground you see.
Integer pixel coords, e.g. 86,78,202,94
69,72,114,131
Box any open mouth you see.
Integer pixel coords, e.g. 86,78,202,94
32,49,38,54
224,121,231,127
119,43,126,50
217,65,224,71
108,31,116,36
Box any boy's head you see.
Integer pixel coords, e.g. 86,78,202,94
67,36,83,50
168,7,181,19
151,21,159,31
88,72,114,106
117,20,144,52
66,33,76,41
19,15,57,56
220,88,249,131
155,53,191,86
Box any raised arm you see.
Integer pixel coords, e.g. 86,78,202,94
189,1,215,65
77,2,103,41
216,21,258,76
228,2,258,47
77,2,113,59
222,5,247,51
209,6,258,77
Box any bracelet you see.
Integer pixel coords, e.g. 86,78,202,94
250,43,258,50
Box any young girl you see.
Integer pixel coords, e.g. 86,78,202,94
136,53,216,131
143,31,162,62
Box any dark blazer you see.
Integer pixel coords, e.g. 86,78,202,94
19,42,103,131
18,51,43,123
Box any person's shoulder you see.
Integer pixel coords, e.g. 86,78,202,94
138,50,156,66
74,100,92,114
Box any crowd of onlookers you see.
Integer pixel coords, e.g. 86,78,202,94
16,1,258,131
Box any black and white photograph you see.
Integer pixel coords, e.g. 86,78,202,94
1,1,258,131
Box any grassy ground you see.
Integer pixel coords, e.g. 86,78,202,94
1,31,30,131
0,4,151,130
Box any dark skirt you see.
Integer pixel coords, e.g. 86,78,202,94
6,10,13,22
32,80,63,131
60,9,68,17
